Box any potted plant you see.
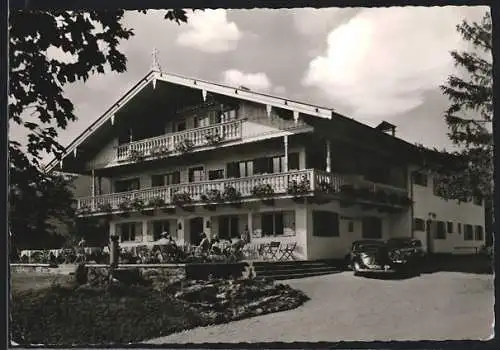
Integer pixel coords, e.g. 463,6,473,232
172,191,192,207
251,183,275,197
374,189,389,203
128,149,145,162
399,195,413,206
201,189,223,210
316,181,336,194
287,177,310,196
118,199,131,217
130,198,145,212
150,145,170,158
357,186,375,201
174,138,194,153
148,196,166,209
222,185,242,207
252,183,275,206
205,131,224,146
76,205,91,216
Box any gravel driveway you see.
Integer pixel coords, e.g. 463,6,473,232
147,271,493,343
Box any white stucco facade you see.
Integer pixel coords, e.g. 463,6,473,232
412,171,485,254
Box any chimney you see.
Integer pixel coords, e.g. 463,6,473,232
375,121,396,137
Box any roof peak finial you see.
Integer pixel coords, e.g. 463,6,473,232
151,47,162,72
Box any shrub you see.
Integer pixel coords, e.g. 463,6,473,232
172,192,192,206
200,189,223,203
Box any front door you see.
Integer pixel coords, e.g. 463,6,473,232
426,220,434,254
189,217,204,245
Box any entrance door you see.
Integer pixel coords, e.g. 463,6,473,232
426,220,434,254
189,217,205,245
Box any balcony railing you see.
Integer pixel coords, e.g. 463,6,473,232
116,119,243,162
77,169,409,213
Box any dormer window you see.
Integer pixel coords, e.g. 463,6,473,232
412,171,428,187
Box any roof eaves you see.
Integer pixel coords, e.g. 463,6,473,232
45,70,157,172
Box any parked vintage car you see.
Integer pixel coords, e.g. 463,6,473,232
348,239,421,276
386,237,426,264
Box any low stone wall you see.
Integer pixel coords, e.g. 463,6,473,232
10,264,78,275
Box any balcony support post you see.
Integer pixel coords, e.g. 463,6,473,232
284,135,289,172
91,169,96,211
98,177,103,195
247,212,253,240
326,139,331,173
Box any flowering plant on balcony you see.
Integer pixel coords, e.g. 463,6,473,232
172,191,192,206
128,149,145,162
398,194,413,206
148,196,166,208
76,205,91,215
205,131,224,146
174,138,194,153
222,186,242,202
357,186,376,201
118,199,131,211
97,202,113,213
200,189,223,203
287,177,310,196
251,183,275,197
374,189,390,203
151,145,170,158
316,181,337,194
130,198,145,211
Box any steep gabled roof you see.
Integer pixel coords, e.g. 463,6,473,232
46,68,453,172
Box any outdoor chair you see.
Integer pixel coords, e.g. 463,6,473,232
263,241,281,261
278,242,297,261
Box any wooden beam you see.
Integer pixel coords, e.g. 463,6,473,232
284,135,289,172
326,139,331,173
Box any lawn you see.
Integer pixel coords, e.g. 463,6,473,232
10,270,309,345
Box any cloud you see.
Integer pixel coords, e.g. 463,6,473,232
222,69,272,91
293,7,360,37
302,6,489,119
177,9,242,53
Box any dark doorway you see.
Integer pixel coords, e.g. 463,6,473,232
190,217,204,245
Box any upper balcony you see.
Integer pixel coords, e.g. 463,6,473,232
76,169,411,216
116,119,244,162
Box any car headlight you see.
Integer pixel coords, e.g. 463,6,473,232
361,254,373,265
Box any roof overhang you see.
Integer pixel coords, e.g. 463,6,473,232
46,69,334,172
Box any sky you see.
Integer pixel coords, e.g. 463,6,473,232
9,6,491,163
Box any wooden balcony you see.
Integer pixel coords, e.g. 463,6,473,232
77,169,410,215
116,119,243,162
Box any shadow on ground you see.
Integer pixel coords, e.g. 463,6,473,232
420,254,493,275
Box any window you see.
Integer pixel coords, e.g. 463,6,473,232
348,221,354,233
189,167,204,182
254,157,273,174
435,221,446,239
447,221,453,234
165,171,180,185
413,218,425,231
228,160,253,178
272,156,285,173
288,153,300,170
312,211,339,237
362,217,382,239
114,178,140,193
194,115,211,128
458,223,462,234
118,128,132,145
174,121,186,132
218,215,240,240
208,169,224,180
152,220,172,241
464,224,473,240
412,172,428,187
475,225,484,241
116,222,140,242
260,211,293,236
151,174,165,187
221,108,237,123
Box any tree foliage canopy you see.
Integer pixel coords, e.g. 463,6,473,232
435,11,492,202
9,9,189,247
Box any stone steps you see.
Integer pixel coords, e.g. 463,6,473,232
250,260,343,280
